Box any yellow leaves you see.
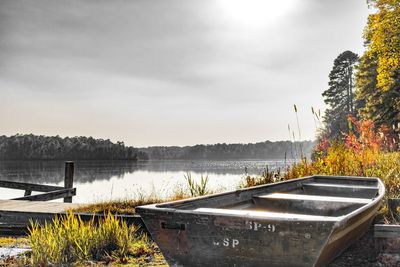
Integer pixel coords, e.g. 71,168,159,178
364,0,400,91
376,56,400,91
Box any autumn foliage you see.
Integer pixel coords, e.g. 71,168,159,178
285,117,400,199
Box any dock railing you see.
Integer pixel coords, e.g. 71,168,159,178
1,161,76,202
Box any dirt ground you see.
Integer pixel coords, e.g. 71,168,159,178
329,228,400,267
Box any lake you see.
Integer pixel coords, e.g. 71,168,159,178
0,160,291,203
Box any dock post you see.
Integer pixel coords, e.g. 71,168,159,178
64,161,74,203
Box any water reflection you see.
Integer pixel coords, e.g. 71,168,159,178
0,160,288,203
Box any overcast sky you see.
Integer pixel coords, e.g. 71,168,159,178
0,0,371,147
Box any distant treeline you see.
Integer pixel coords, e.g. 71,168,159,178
140,141,315,160
0,134,148,160
0,134,315,161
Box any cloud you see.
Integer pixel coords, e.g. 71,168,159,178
0,0,371,146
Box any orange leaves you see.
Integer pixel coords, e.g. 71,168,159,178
345,115,381,153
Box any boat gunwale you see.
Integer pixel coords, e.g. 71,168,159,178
136,175,384,224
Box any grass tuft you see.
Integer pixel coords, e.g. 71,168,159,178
184,172,210,197
28,211,156,265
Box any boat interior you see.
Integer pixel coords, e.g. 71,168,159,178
228,177,379,216
160,176,381,220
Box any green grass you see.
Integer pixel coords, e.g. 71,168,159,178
28,211,158,265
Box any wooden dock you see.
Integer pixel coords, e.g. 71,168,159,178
0,161,79,235
0,161,146,235
0,199,79,214
0,199,144,235
0,199,81,234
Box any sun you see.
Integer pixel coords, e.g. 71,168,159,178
218,0,297,28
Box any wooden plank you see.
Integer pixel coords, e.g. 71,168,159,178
388,198,400,213
64,162,74,203
0,199,80,213
0,223,28,236
374,224,400,238
0,210,58,224
0,201,61,213
0,180,63,192
11,188,76,201
7,202,67,213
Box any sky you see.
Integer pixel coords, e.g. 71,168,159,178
0,0,372,147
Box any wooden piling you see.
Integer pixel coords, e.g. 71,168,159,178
64,161,74,203
388,198,400,214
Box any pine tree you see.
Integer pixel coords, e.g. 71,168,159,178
356,53,400,128
322,51,358,140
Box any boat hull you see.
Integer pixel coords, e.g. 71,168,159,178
315,201,381,266
139,209,336,267
137,176,384,266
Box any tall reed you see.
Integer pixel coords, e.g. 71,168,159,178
184,172,210,197
293,104,304,158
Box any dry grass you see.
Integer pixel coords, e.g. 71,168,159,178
73,198,160,215
0,237,29,247
73,193,188,215
240,166,283,188
73,172,210,215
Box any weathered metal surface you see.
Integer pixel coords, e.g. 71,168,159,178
302,183,378,198
316,201,380,266
253,193,368,216
137,175,385,267
140,209,335,266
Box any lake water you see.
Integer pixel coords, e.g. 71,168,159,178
0,160,290,203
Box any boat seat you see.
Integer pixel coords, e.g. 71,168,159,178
301,183,379,198
252,193,371,216
256,193,372,204
194,207,339,221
